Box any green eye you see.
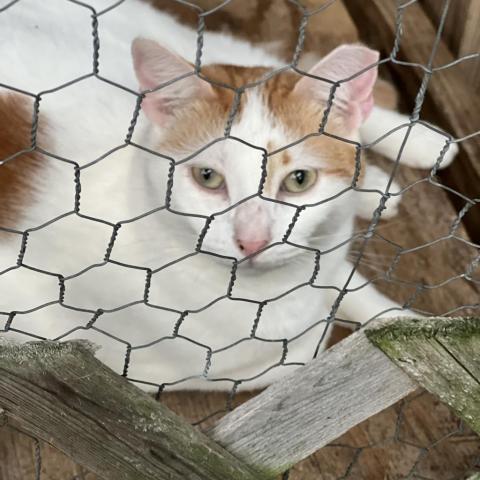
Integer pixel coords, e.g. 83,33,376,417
281,169,317,193
192,167,225,190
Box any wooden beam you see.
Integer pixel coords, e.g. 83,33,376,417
458,1,480,88
422,0,480,89
0,325,418,480
344,0,480,242
210,323,417,477
367,317,480,434
2,318,476,479
0,340,261,480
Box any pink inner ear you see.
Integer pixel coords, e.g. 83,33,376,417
141,94,170,127
294,45,379,131
343,59,378,124
360,92,374,121
341,68,377,130
131,38,214,126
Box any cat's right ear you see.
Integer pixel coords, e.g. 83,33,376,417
132,38,214,126
293,44,379,131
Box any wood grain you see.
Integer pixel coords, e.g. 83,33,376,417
0,324,417,480
367,317,480,434
3,388,479,480
422,0,480,90
0,341,260,480
457,1,480,88
210,324,417,477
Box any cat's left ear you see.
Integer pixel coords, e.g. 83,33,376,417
132,38,214,126
293,44,379,131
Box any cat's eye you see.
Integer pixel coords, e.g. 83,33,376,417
281,169,317,193
191,167,225,190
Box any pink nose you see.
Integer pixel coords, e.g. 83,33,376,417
236,238,269,256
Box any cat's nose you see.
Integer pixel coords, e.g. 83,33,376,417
236,238,269,257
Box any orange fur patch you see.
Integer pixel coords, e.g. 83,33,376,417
162,65,358,179
0,94,45,230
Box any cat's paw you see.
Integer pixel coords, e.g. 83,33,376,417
401,123,459,170
361,107,459,170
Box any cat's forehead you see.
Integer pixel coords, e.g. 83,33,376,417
161,66,297,155
161,65,356,177
227,91,286,151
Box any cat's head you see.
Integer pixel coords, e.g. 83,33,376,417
132,39,378,268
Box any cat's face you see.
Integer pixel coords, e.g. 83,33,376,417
132,40,378,268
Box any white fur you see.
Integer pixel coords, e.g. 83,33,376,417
361,106,459,169
0,0,453,391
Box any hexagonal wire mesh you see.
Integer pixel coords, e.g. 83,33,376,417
0,0,479,478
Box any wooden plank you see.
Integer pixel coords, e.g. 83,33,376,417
210,324,417,477
344,0,480,242
422,0,480,89
0,424,39,480
0,423,95,480
4,388,479,480
458,1,480,89
0,340,261,480
367,317,480,434
437,323,480,381
421,0,471,55
0,327,418,480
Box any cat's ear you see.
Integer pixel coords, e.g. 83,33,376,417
293,44,379,130
131,38,214,125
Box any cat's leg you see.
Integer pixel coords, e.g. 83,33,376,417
360,106,458,170
356,164,401,220
327,264,416,325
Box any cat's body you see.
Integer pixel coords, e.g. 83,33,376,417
0,0,457,390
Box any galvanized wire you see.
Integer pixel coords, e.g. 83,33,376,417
0,0,479,479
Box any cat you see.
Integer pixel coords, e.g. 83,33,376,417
0,0,458,391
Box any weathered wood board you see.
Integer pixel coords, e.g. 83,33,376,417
0,341,260,480
209,324,416,476
0,318,477,480
367,317,480,435
0,322,415,480
422,0,480,90
3,388,479,480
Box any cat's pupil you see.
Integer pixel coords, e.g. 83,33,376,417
202,168,213,180
294,170,306,184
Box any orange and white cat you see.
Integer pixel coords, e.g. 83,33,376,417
0,0,457,390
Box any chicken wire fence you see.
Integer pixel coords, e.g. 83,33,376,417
0,0,479,479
